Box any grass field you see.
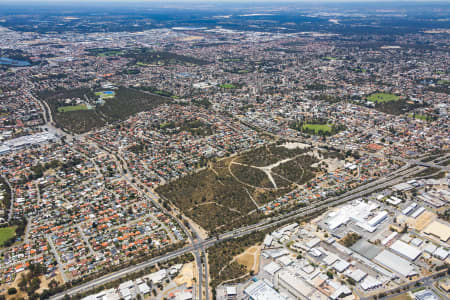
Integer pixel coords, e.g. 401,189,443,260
219,83,237,89
0,226,16,246
57,104,90,113
97,51,123,57
86,48,125,57
409,113,432,121
367,93,400,103
302,123,332,134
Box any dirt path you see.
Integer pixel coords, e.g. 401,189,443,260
228,160,276,191
188,201,241,214
229,152,309,190
216,245,261,286
245,188,260,209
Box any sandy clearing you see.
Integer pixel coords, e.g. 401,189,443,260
279,142,310,150
36,272,63,294
404,211,435,231
234,245,261,273
174,262,195,288
1,270,62,299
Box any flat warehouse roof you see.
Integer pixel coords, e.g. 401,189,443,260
390,240,422,261
374,250,417,277
423,221,450,242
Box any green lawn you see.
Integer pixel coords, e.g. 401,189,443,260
437,80,450,85
219,83,237,89
324,56,337,60
0,226,16,246
302,123,332,133
367,93,400,103
57,104,90,113
409,113,431,121
97,50,124,57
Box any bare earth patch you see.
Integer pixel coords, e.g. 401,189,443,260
406,211,435,231
174,262,195,288
234,245,261,274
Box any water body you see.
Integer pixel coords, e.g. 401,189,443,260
0,57,31,67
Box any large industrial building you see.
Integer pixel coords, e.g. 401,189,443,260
244,280,286,300
374,250,418,278
423,221,450,243
389,240,422,261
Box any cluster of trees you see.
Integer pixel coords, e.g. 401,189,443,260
339,232,361,247
31,73,67,82
192,99,212,109
0,177,11,222
157,144,321,233
17,263,48,298
157,158,266,233
0,263,49,299
230,164,274,189
236,144,309,167
139,86,174,98
272,155,318,185
426,84,450,95
305,82,328,91
156,119,214,137
224,67,255,74
128,143,146,154
37,87,169,133
208,230,268,293
29,158,82,181
98,87,168,123
437,208,450,223
38,88,96,110
37,88,102,133
123,48,209,66
373,98,427,115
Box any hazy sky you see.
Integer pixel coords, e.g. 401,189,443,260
0,0,447,2
0,0,447,6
